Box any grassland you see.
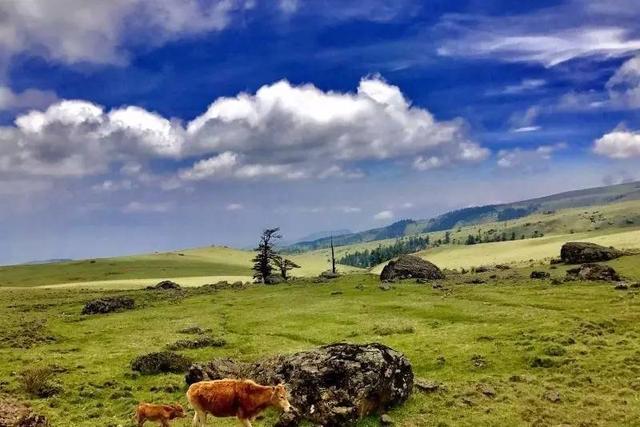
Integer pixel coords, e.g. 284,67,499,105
0,246,360,289
2,254,640,426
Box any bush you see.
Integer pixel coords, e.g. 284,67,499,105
166,336,226,350
131,351,192,375
20,366,62,398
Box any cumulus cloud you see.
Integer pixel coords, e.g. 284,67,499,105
437,1,640,67
594,126,640,159
0,0,253,65
0,76,488,185
374,210,394,220
497,143,567,170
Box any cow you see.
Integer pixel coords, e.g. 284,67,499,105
135,403,186,426
187,379,292,426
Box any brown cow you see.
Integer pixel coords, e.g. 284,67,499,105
135,403,186,426
187,379,291,426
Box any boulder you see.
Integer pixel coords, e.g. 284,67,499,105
131,351,192,375
146,280,181,290
319,270,340,279
265,275,284,285
530,271,550,279
566,263,620,282
560,242,623,264
380,255,444,282
185,343,413,426
81,296,134,315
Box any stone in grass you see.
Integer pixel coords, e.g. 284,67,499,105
543,390,561,403
414,379,443,393
530,271,551,279
560,242,623,264
566,263,620,282
380,255,445,282
131,351,192,375
166,336,226,351
82,296,134,315
614,282,630,290
185,343,413,427
476,383,496,397
380,414,394,426
146,280,182,290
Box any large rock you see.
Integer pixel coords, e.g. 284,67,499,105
566,263,620,282
146,280,181,290
380,255,444,282
560,242,623,264
185,343,413,426
81,296,134,315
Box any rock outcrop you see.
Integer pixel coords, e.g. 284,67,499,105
146,280,181,290
560,242,623,264
81,296,134,315
185,343,413,426
380,255,444,282
566,263,620,282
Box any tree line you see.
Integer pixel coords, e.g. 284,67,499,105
338,236,430,268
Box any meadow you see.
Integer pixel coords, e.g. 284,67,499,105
2,254,640,426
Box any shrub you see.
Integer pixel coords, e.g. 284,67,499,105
20,366,62,397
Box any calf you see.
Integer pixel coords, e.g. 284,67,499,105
135,403,186,426
187,379,291,426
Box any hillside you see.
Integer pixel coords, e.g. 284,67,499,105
0,246,360,289
288,181,640,251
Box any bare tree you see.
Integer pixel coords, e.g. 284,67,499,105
330,235,336,274
252,228,281,283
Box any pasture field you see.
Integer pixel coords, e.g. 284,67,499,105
0,246,360,289
2,255,640,426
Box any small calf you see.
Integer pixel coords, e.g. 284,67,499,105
187,379,291,427
135,403,186,426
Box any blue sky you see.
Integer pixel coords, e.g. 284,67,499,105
1,0,639,264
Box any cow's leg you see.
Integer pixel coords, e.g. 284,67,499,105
160,420,170,427
192,410,206,426
238,417,252,427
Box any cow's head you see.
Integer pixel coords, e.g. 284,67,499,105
271,384,291,412
170,404,186,418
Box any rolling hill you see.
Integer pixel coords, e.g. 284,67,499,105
287,181,640,251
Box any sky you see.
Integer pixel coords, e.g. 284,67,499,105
1,0,640,264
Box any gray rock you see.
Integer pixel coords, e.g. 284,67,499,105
380,255,444,282
530,271,550,279
380,414,394,426
560,242,623,264
566,263,620,282
543,390,561,403
185,343,413,427
146,280,181,290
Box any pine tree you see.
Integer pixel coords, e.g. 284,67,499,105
273,255,300,281
252,228,281,284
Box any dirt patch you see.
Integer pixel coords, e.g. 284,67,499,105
0,396,50,426
0,320,57,349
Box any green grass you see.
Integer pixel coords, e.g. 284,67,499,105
0,246,360,288
2,255,640,426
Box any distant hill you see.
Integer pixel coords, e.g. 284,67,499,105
286,181,640,251
21,258,73,265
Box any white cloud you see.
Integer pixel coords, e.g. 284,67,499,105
338,206,361,213
437,1,640,67
0,86,58,111
122,201,172,214
490,79,546,96
606,55,640,109
374,210,394,220
91,179,134,192
0,0,253,65
509,106,541,133
594,126,640,159
0,76,488,185
497,143,567,170
225,203,244,211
